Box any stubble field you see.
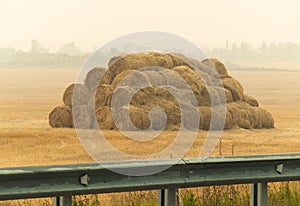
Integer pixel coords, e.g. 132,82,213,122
0,67,299,168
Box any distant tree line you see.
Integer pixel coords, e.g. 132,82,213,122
203,42,300,63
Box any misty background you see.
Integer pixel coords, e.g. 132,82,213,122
1,0,300,69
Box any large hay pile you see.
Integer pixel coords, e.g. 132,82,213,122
49,52,274,130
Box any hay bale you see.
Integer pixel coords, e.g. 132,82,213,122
227,102,251,129
237,102,259,128
112,105,150,131
199,106,211,130
148,107,167,130
255,107,274,128
111,69,134,89
95,106,115,130
180,102,200,130
172,66,205,93
84,67,105,89
109,52,174,77
49,106,72,128
201,58,229,77
224,88,233,103
72,105,94,129
244,94,259,107
112,86,148,108
222,77,244,101
108,54,125,68
63,83,89,108
114,70,150,88
88,84,113,109
167,53,189,67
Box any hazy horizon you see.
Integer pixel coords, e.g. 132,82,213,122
1,0,300,52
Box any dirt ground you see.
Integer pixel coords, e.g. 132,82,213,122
0,67,299,168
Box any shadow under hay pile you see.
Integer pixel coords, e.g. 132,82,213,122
49,52,274,131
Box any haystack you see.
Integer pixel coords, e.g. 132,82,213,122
49,106,72,128
109,52,174,77
88,84,113,109
49,51,275,131
72,105,94,129
63,83,89,108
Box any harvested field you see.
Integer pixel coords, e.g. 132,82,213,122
0,68,298,168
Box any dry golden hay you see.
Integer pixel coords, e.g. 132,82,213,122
201,58,229,77
143,70,169,86
49,106,72,128
112,105,151,131
108,54,125,68
198,106,233,131
87,84,113,109
114,70,150,88
179,102,200,130
236,101,259,128
72,105,94,129
172,66,205,93
227,102,251,129
166,53,189,67
50,52,275,131
244,94,259,107
111,86,149,108
111,69,134,89
198,106,211,130
222,77,244,101
63,83,89,108
108,52,174,77
255,107,275,129
84,67,105,88
224,88,233,103
95,106,115,130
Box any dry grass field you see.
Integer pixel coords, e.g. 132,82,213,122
0,67,299,168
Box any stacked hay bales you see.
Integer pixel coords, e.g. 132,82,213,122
49,52,274,130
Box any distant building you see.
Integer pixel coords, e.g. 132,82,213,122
57,42,82,56
30,39,49,54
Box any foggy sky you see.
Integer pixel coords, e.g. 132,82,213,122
1,0,300,52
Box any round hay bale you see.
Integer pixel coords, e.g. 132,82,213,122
199,106,211,130
112,86,153,108
142,70,169,86
111,69,134,89
237,102,259,128
114,70,150,88
86,84,113,109
109,52,174,77
172,66,205,94
148,107,167,130
63,83,89,108
167,53,189,67
84,67,113,89
212,105,234,130
201,58,229,77
72,105,94,129
255,107,274,129
180,102,200,130
49,106,72,128
108,54,125,68
224,88,233,103
244,94,259,107
113,105,150,131
95,106,115,130
227,102,251,129
222,77,244,101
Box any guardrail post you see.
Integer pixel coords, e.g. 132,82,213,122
158,190,165,206
251,182,268,206
53,196,72,206
158,188,178,206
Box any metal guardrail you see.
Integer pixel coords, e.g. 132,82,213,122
0,153,299,206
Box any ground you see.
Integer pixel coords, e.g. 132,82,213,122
0,67,299,167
